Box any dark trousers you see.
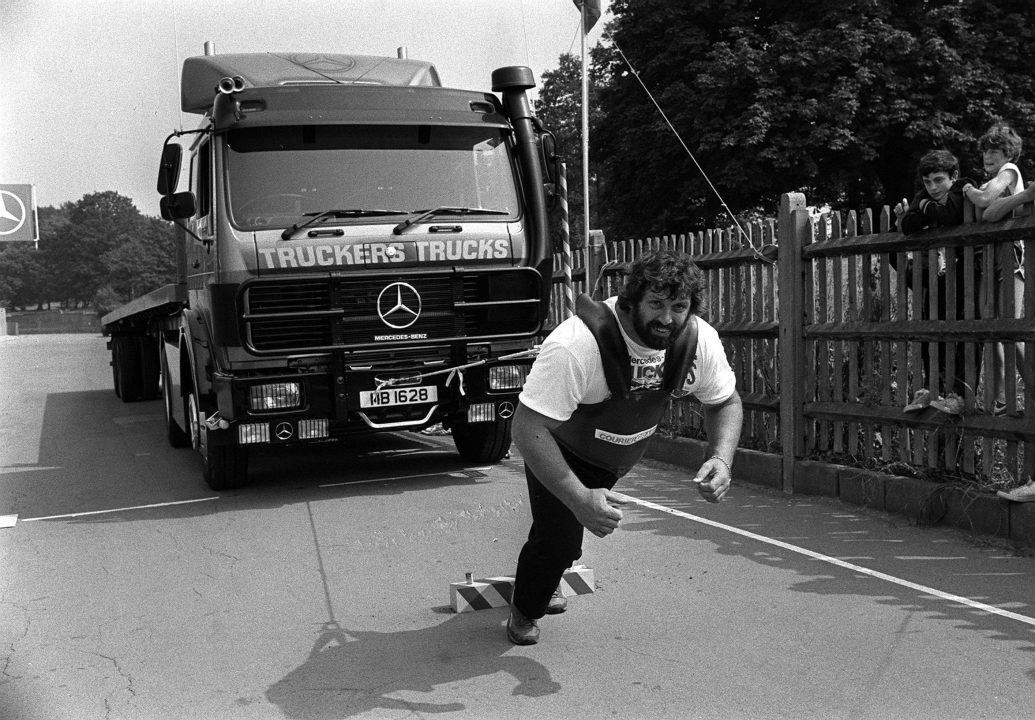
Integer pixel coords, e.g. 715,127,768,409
513,448,617,620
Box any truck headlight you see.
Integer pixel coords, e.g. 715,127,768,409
249,382,301,410
488,365,528,391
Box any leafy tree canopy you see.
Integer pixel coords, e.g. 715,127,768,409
578,0,1035,240
0,191,177,312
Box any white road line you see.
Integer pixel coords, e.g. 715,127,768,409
614,492,1035,628
20,497,220,522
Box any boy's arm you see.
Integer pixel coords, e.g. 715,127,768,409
984,184,1035,222
964,167,1019,208
897,191,932,235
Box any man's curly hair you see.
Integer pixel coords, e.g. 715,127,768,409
616,249,706,315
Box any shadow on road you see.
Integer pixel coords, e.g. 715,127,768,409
1,388,498,522
617,480,1035,685
265,613,559,719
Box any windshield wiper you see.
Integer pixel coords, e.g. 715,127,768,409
280,208,407,240
392,206,509,235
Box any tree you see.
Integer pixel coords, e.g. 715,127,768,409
534,53,604,250
582,0,1035,240
0,243,46,310
0,192,178,312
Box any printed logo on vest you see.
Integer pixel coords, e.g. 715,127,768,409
594,425,658,445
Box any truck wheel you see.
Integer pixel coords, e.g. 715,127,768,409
161,349,190,448
113,335,143,401
202,442,249,492
139,336,161,401
451,417,512,463
187,390,248,491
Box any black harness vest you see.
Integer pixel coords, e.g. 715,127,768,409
550,293,699,478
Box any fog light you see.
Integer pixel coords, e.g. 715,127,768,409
488,364,529,390
249,382,301,410
238,423,270,444
298,418,329,439
466,403,495,423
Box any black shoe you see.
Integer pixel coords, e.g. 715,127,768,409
506,605,540,645
545,587,567,614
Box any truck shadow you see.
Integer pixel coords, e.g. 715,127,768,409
265,612,559,719
3,389,499,522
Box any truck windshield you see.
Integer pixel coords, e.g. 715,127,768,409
225,125,520,230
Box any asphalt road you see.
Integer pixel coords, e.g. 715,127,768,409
1,334,1033,720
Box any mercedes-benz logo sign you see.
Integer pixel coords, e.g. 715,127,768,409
377,282,422,329
0,190,27,236
498,401,515,419
275,422,294,441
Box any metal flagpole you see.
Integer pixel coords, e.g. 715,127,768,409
581,2,591,253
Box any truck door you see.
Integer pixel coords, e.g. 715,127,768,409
186,139,216,289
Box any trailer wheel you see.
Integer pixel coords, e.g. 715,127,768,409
112,335,143,401
451,416,512,463
139,336,161,401
161,349,190,448
187,390,248,491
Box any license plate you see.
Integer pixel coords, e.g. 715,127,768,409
359,385,438,408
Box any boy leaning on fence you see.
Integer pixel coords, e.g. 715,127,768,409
960,122,1035,503
891,150,972,395
962,123,1029,420
893,149,970,235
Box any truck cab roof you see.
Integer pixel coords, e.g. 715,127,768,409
181,52,442,114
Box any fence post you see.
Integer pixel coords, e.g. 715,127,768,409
587,229,606,299
778,193,809,494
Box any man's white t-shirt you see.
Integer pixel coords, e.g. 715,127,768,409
520,297,737,422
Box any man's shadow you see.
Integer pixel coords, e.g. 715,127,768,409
266,613,560,719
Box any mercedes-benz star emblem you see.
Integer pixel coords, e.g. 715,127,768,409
0,191,27,236
376,282,422,329
275,422,294,441
498,402,515,419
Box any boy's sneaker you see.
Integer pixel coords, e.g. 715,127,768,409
506,605,540,645
545,587,567,614
997,480,1035,503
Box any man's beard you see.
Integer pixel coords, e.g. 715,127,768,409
631,309,682,350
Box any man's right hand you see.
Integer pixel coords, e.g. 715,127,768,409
573,488,627,538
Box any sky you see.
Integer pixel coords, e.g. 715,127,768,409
0,0,605,218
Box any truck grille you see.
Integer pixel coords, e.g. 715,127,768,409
242,270,541,353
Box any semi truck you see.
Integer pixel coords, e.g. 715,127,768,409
101,47,558,490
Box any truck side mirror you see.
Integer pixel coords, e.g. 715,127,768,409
157,143,183,196
540,133,559,185
160,191,197,221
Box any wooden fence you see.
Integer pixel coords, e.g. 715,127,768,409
550,192,1035,492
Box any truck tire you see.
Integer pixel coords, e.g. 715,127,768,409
202,442,249,492
451,417,512,463
187,389,248,491
138,336,161,401
112,335,143,401
161,349,190,448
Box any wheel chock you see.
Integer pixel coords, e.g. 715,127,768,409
449,565,595,613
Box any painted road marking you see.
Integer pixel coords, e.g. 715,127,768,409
614,492,1035,628
20,497,220,522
